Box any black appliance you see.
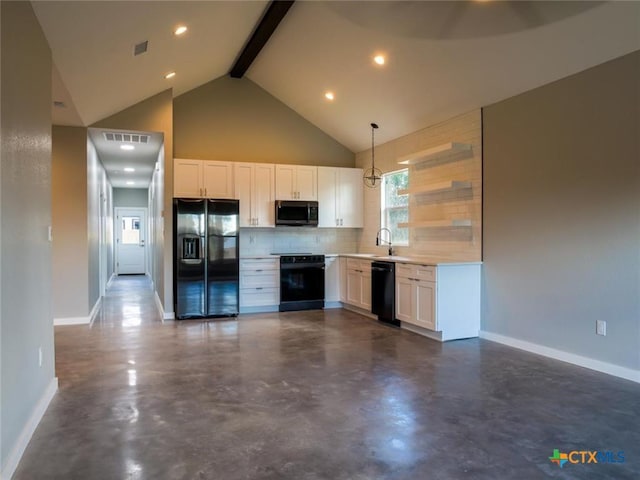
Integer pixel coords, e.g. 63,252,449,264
371,261,400,327
275,200,319,226
173,198,239,319
279,254,325,311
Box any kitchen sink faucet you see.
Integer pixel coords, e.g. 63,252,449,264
376,228,394,256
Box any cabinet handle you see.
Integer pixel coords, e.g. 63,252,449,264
255,269,263,272
256,218,259,226
199,187,203,196
256,287,263,290
340,219,343,226
204,188,207,197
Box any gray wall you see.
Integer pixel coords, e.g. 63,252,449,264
482,51,640,370
113,188,148,208
174,76,354,166
52,126,89,318
1,0,55,472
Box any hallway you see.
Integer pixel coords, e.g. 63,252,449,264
13,276,640,479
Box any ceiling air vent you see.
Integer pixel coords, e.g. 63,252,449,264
133,40,148,56
104,132,150,144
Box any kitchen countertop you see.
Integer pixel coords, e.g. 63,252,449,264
337,253,482,266
240,253,481,266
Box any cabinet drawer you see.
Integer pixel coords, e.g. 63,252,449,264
240,259,279,271
396,263,436,281
240,288,279,307
396,263,414,279
346,258,361,270
415,265,436,281
240,271,279,288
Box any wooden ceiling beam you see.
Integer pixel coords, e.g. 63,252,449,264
229,0,295,79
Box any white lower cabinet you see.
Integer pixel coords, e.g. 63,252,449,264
395,265,436,330
239,258,279,311
344,258,371,311
395,262,480,341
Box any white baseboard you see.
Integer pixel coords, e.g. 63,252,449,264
88,297,101,325
1,377,58,480
55,297,101,326
106,273,116,289
154,292,175,320
54,315,89,326
479,331,640,384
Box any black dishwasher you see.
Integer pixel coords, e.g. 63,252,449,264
371,261,400,327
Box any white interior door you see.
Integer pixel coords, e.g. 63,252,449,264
116,207,147,275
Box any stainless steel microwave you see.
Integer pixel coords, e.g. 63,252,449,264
275,200,319,226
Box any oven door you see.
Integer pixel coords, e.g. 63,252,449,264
280,263,325,311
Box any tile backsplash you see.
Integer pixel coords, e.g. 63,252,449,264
239,228,358,255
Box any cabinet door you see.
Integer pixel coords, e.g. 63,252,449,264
337,168,364,228
253,163,275,227
275,165,296,200
317,167,337,227
395,277,413,323
202,160,234,198
296,166,317,201
234,163,253,227
360,270,372,311
174,159,202,198
324,257,340,302
346,270,361,307
415,281,436,330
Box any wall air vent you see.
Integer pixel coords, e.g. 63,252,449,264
103,132,150,144
133,40,148,56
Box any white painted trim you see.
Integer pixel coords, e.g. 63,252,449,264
54,315,90,326
239,305,279,314
154,291,175,321
1,377,58,480
88,297,101,325
479,331,640,384
106,273,116,289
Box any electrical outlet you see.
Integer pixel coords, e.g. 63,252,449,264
596,320,607,336
38,346,43,367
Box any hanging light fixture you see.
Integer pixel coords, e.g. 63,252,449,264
363,122,382,188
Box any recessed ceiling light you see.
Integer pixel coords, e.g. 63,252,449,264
124,167,135,172
324,91,335,101
165,71,176,79
373,55,386,66
174,25,188,36
126,181,135,185
120,144,135,151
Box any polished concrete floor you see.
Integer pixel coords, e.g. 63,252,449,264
14,275,640,479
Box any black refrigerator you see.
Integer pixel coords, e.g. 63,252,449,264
173,198,239,319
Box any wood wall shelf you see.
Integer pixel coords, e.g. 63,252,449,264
398,180,471,196
398,219,472,228
397,142,472,165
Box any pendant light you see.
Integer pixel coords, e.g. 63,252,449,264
363,123,382,188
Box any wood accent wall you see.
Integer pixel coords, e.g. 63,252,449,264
355,109,482,261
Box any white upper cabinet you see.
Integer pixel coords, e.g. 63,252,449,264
317,167,363,228
275,164,317,200
234,162,275,228
174,159,234,198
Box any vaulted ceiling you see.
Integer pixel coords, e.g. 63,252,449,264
34,1,640,153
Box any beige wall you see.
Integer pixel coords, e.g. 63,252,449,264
483,51,640,371
355,110,482,261
1,1,55,475
174,76,354,166
92,90,173,313
52,126,89,318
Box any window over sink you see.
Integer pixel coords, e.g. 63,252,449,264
381,169,409,246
